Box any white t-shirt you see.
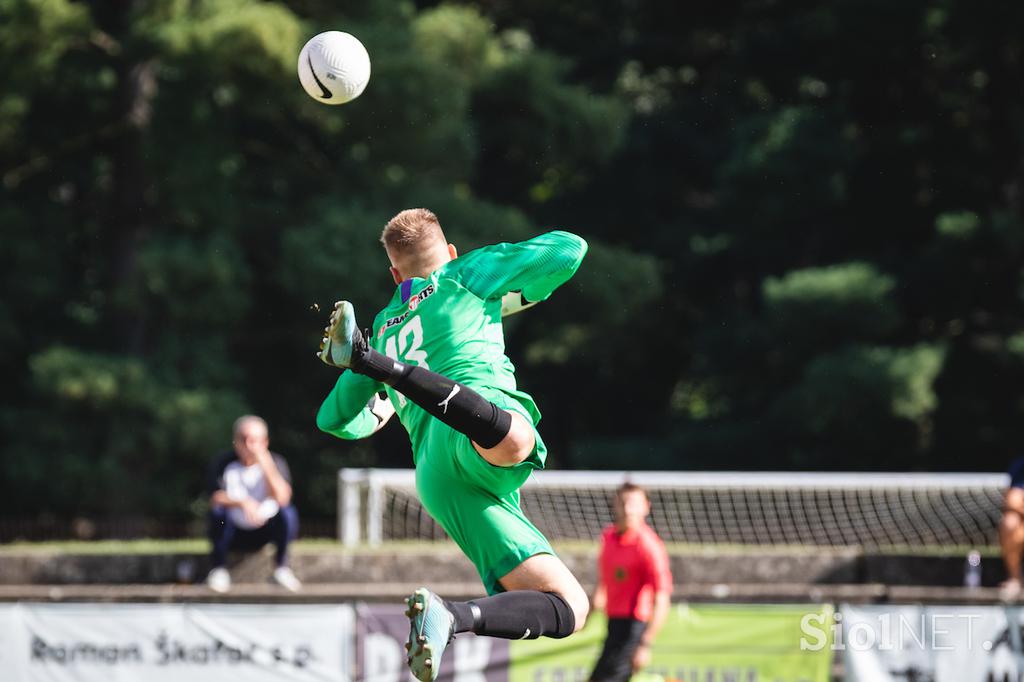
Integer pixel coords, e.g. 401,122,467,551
221,460,281,530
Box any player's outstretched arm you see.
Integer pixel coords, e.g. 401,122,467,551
453,231,588,305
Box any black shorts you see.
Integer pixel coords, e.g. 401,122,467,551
589,617,648,682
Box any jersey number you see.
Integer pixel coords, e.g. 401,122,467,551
384,316,430,370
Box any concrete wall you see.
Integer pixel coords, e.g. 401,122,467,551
0,546,1001,588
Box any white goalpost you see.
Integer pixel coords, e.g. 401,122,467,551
337,468,1009,548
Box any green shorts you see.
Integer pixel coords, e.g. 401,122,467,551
414,386,553,595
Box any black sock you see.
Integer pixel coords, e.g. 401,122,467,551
447,591,575,640
353,348,512,449
350,344,402,383
446,599,476,633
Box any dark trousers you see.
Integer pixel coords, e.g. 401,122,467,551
589,617,648,682
208,504,299,568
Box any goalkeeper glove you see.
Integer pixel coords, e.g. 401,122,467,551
367,392,395,433
500,291,539,318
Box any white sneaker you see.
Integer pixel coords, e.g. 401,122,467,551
272,566,302,592
206,567,231,593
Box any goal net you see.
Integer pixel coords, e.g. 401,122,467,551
337,468,1007,548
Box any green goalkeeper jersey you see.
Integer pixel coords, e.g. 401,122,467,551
316,230,588,460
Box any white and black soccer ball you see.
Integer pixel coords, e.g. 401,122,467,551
297,31,371,105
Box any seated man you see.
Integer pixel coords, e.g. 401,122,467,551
1000,456,1024,600
205,415,301,593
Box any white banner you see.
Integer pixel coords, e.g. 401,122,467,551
840,604,1024,682
0,603,354,682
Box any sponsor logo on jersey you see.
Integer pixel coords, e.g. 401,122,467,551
383,312,411,332
407,284,435,311
382,284,436,331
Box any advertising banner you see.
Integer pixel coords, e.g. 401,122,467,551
358,603,833,682
0,602,354,682
840,604,1024,682
510,604,834,682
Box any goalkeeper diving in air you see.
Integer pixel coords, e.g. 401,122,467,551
316,208,590,681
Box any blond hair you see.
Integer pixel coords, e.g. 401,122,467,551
380,209,449,274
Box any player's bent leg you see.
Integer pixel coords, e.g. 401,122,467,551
320,303,516,449
402,574,581,682
498,552,590,633
431,553,586,643
473,411,536,467
320,302,544,460
385,365,514,448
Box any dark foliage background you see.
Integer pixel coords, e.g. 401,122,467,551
2,0,1022,528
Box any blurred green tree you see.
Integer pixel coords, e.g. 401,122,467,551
0,0,644,526
3,0,1024,533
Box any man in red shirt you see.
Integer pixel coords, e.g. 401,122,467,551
589,482,673,682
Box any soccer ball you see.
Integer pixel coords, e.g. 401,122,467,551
297,31,371,105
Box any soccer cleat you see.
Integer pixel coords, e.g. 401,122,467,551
404,588,455,682
318,300,367,369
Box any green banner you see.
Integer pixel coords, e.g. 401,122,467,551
510,603,834,682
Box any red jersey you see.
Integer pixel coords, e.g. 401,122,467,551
598,523,673,621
